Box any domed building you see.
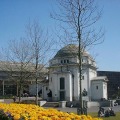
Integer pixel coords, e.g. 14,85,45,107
48,44,108,102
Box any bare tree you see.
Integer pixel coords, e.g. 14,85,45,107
26,21,54,105
51,0,104,114
0,21,54,104
0,39,34,102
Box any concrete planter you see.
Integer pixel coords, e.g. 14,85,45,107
0,99,4,103
59,101,66,108
39,100,47,106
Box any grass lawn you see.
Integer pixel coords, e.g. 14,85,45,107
88,112,120,120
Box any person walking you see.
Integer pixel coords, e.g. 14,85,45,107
13,96,16,102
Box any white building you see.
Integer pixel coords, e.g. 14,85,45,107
48,44,108,102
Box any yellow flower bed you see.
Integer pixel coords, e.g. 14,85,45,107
0,103,102,120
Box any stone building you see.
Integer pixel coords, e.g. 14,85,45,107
0,61,48,97
0,44,109,102
48,44,108,102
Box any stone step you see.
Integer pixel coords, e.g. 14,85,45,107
42,102,59,107
0,99,4,103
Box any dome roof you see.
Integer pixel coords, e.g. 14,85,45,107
54,44,90,58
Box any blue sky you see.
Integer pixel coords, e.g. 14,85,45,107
0,0,120,71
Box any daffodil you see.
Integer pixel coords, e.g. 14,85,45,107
0,103,102,120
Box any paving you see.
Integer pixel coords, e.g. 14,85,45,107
2,98,120,113
44,105,120,114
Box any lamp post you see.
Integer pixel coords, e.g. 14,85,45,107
2,80,4,96
35,71,38,105
118,86,120,99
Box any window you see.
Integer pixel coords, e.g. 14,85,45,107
46,87,48,90
96,86,98,90
67,60,69,63
82,75,84,80
61,59,69,64
60,77,65,90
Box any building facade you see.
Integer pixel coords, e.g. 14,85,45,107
0,61,48,97
48,44,108,102
97,71,120,99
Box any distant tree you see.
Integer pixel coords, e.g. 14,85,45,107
51,0,104,114
0,21,54,104
0,39,34,102
25,21,54,105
